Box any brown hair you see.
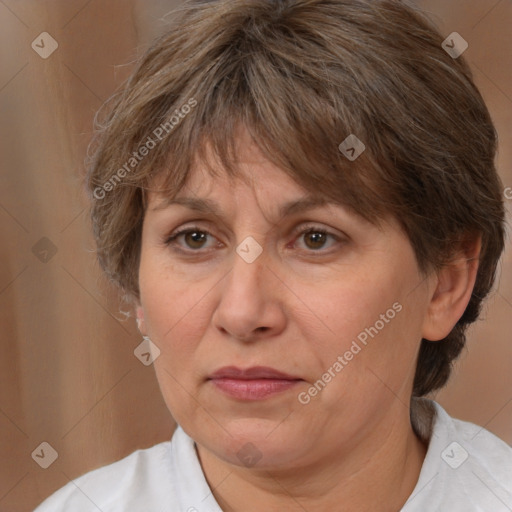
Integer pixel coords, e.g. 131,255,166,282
86,0,506,397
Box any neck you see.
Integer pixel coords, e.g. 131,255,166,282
196,405,428,512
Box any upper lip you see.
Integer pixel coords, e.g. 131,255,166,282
208,366,302,380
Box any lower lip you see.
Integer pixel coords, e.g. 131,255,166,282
210,378,300,400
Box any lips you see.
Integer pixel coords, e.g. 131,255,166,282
208,366,301,381
208,366,303,400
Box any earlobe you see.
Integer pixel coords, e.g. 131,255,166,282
421,235,482,342
135,304,147,336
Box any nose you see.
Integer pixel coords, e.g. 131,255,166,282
211,242,286,343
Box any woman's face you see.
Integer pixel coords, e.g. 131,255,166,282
136,132,436,470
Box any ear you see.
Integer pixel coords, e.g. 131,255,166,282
135,303,147,336
421,234,482,342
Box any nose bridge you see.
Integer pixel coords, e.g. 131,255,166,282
212,235,278,339
226,237,267,302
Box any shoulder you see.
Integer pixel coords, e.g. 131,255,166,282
446,404,512,493
406,398,512,511
34,439,175,512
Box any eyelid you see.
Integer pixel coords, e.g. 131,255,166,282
288,223,344,252
163,222,345,254
163,225,221,250
290,222,341,236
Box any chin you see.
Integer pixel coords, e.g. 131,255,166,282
195,417,307,469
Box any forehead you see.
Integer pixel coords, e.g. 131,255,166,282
144,128,392,232
147,174,390,237
148,132,314,206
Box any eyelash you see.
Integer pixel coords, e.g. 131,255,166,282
163,224,343,255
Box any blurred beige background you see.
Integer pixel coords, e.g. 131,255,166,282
0,1,510,511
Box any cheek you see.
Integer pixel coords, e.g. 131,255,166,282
138,264,239,389
307,268,423,387
138,265,201,353
305,275,397,346
140,269,214,424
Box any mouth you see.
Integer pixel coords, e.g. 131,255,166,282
207,366,303,401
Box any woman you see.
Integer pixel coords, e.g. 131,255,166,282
35,0,512,510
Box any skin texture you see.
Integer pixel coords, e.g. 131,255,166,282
135,128,480,511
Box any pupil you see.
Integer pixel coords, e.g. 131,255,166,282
187,231,205,247
308,232,325,248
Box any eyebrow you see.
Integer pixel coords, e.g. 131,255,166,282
150,194,335,221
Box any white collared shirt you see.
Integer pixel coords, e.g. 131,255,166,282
34,399,512,511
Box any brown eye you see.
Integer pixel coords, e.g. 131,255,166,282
303,230,329,250
182,230,208,249
295,227,339,252
165,227,215,251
